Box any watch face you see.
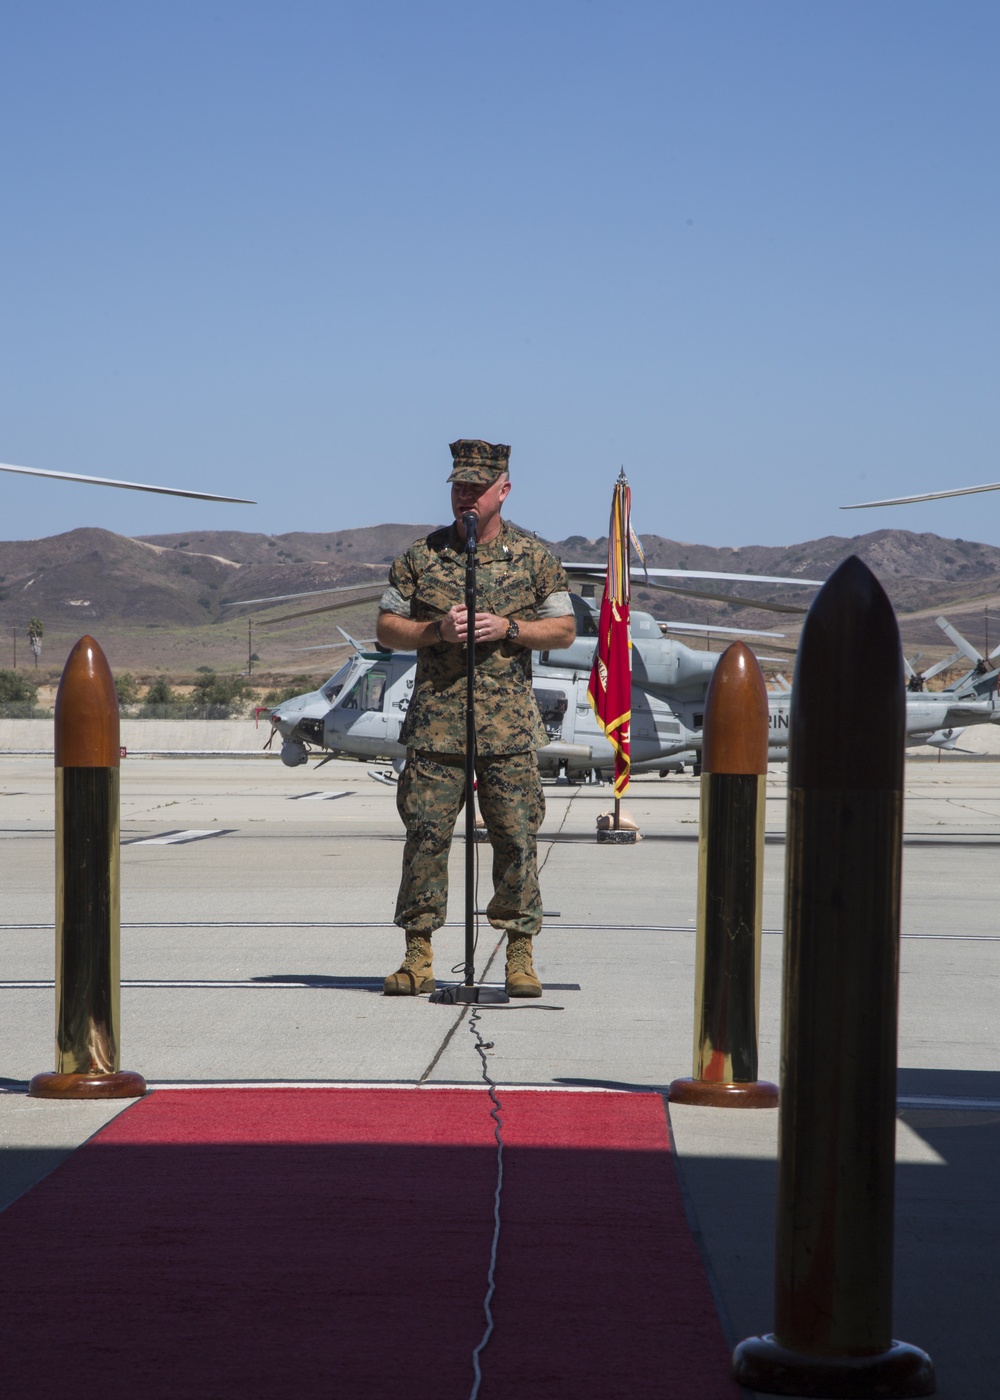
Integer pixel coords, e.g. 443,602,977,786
507,619,519,639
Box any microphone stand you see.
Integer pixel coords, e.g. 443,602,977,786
430,510,509,1006
462,513,479,992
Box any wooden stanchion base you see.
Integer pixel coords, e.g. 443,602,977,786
668,1077,779,1108
596,828,638,844
732,1334,935,1397
28,1070,147,1100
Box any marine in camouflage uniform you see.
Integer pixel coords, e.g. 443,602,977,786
376,439,576,997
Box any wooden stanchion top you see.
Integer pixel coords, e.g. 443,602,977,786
790,556,904,791
702,641,769,775
54,636,120,768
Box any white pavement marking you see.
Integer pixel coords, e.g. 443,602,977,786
897,1095,1000,1113
106,1084,1000,1114
124,829,235,845
0,979,379,990
288,790,354,801
143,1080,642,1092
0,978,582,991
3,920,998,941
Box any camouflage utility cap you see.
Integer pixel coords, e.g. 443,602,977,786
447,439,511,486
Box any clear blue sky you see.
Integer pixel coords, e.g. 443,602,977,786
2,2,998,546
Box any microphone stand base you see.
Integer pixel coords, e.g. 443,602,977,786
429,984,511,1006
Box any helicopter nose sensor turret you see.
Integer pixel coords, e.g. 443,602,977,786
280,740,308,767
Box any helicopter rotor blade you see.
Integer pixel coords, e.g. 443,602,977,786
257,590,384,626
563,563,822,587
748,643,799,657
920,650,967,682
656,620,786,639
638,579,808,614
842,481,1000,508
288,642,354,653
224,582,382,608
935,615,984,666
0,460,255,504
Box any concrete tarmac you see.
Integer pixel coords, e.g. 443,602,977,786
1,752,998,1398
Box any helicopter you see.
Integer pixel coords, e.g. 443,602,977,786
234,540,823,774
265,594,1000,777
268,601,706,778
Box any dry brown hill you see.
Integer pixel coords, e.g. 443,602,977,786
0,526,435,630
563,529,1000,646
3,523,1000,674
138,524,438,571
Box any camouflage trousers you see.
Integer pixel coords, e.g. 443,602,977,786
394,749,545,939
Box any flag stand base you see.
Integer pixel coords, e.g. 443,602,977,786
597,827,637,844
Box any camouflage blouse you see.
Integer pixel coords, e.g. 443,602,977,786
381,521,570,755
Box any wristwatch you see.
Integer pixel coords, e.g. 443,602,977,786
505,618,520,642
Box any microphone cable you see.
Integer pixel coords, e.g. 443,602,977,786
462,775,575,1395
466,999,505,1400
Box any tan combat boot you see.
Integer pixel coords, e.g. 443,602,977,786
383,934,435,996
505,936,542,998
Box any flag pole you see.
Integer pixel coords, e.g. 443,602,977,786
589,468,637,844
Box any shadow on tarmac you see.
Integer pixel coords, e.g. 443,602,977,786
665,1066,1000,1397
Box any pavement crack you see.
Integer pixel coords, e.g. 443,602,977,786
945,797,1000,821
418,1005,468,1083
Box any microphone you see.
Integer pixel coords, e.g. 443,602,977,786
462,511,478,546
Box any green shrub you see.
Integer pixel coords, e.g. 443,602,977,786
0,670,38,704
143,677,177,708
190,670,253,717
262,675,316,705
114,673,140,707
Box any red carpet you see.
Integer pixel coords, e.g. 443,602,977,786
0,1088,740,1399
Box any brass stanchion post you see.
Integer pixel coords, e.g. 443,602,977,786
669,641,778,1108
29,636,146,1099
732,558,933,1396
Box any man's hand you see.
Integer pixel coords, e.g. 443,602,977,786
377,606,576,652
445,605,507,644
446,606,575,651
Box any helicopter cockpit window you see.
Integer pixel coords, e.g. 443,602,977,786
339,670,388,712
570,593,599,637
322,661,354,703
533,687,569,741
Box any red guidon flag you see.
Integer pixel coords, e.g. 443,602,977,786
588,471,634,798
